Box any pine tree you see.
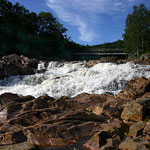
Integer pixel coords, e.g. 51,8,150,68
123,4,150,57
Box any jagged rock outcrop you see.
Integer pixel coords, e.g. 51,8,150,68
0,54,39,79
132,53,150,65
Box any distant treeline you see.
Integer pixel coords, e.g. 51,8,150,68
85,40,123,52
0,0,150,59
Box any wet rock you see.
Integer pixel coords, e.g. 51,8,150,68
0,94,35,121
0,93,105,149
136,97,150,108
25,131,74,148
135,98,150,120
101,97,128,119
133,77,150,96
83,121,126,150
32,95,55,109
100,138,113,150
0,142,36,150
50,96,83,111
83,131,109,150
102,105,121,119
141,92,150,99
21,111,104,148
0,130,27,145
143,122,150,135
0,54,39,79
20,55,39,68
128,121,146,137
71,93,107,105
0,93,19,104
118,77,150,100
92,105,103,116
119,138,148,150
14,95,35,103
121,101,143,122
86,60,101,67
133,53,150,65
6,102,22,120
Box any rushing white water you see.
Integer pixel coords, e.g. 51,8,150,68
0,61,150,99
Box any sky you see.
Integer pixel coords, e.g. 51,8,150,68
9,0,150,46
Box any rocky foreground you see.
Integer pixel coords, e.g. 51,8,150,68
0,77,149,150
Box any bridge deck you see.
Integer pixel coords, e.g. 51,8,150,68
73,52,126,56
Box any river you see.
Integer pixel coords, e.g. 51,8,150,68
0,61,150,98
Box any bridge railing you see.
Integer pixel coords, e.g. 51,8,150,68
73,48,124,53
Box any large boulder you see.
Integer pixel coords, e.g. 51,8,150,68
83,120,127,150
143,121,150,135
132,53,150,65
119,138,148,150
128,121,146,137
121,101,143,122
0,142,36,150
118,77,150,100
92,96,128,119
0,54,39,79
121,97,150,122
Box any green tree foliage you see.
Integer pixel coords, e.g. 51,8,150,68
123,4,150,57
83,40,124,52
0,0,71,59
90,40,123,49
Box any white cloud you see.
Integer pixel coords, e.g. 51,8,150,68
45,0,143,42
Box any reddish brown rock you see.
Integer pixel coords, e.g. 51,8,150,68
83,121,126,150
32,95,55,109
128,121,146,137
119,138,148,150
0,93,20,104
71,93,107,105
0,130,27,145
102,97,128,119
0,142,36,150
0,54,39,79
133,77,150,96
132,53,150,65
118,77,150,100
83,131,109,150
121,101,143,122
143,122,150,135
92,105,103,116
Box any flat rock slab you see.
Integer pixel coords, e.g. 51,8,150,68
0,142,31,150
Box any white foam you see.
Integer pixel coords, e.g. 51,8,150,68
0,62,150,99
37,62,46,70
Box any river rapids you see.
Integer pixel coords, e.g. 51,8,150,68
0,61,150,99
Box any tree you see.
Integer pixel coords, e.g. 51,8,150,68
0,0,71,59
37,12,68,57
123,4,150,57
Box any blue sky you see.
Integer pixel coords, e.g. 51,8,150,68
9,0,150,45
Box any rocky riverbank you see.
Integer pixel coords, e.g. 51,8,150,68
0,54,39,80
0,77,150,149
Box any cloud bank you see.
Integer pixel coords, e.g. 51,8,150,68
46,0,141,42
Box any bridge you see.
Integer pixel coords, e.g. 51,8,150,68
72,48,126,60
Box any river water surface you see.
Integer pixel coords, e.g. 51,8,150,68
0,61,150,98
